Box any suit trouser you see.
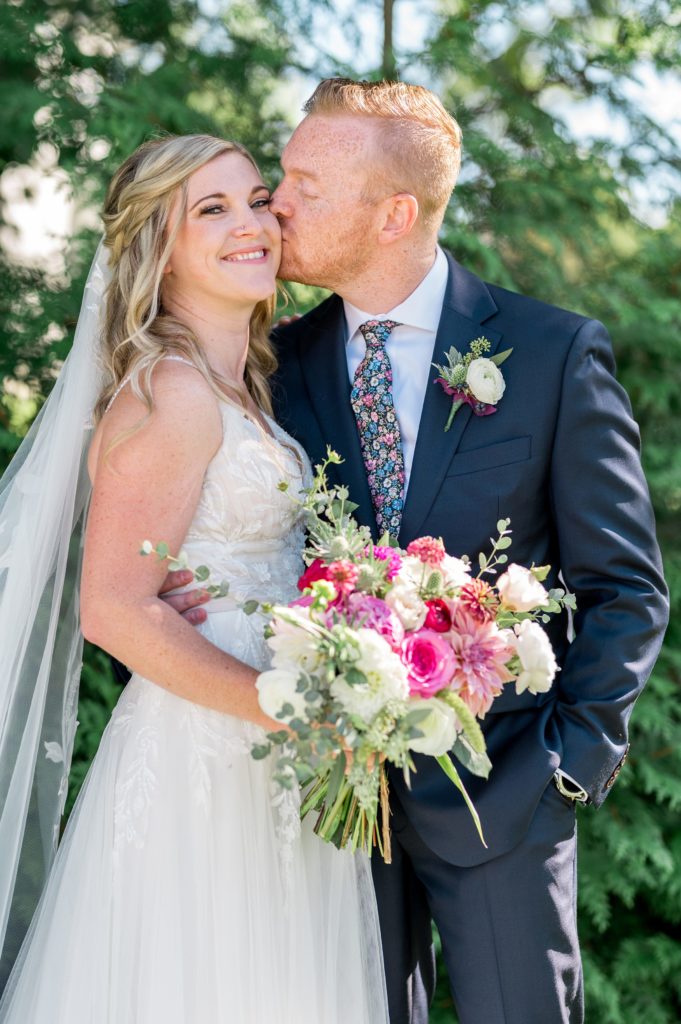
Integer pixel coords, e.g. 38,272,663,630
371,778,584,1024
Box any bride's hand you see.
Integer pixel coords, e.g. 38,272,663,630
158,570,211,626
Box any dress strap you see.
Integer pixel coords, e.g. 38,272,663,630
105,355,198,413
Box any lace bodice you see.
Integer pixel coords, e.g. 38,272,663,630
181,399,311,609
109,356,311,610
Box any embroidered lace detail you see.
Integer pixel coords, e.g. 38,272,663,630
112,722,160,853
179,704,250,813
270,770,302,906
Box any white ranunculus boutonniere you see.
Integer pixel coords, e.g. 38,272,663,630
433,337,513,431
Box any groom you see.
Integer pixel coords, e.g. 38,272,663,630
264,79,669,1023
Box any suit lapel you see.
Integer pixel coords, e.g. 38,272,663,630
400,253,503,543
297,297,378,534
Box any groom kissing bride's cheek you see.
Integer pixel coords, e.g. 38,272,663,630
265,79,667,1024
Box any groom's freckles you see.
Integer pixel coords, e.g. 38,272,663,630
271,116,381,288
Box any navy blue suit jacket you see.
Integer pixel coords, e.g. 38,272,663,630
271,252,669,866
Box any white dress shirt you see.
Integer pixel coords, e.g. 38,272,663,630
344,246,449,495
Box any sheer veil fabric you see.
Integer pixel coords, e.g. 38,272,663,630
0,244,110,983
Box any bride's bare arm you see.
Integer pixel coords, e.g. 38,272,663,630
81,361,277,730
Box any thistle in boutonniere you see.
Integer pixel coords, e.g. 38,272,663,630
433,337,513,431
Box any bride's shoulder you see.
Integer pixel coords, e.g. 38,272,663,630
88,358,223,481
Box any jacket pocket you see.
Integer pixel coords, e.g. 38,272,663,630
445,435,532,477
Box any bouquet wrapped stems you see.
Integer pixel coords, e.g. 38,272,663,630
302,760,393,862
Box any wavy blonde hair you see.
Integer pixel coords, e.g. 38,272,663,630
94,134,277,427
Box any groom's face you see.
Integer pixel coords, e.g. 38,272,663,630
271,115,382,290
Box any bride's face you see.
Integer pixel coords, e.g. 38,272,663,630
164,151,281,310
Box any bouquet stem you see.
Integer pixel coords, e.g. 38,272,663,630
300,763,394,862
379,764,392,864
436,753,487,848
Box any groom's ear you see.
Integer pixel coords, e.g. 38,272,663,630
377,193,419,245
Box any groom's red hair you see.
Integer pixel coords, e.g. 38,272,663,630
303,78,462,231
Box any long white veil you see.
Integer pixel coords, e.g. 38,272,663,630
0,243,110,984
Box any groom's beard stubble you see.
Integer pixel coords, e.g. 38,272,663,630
277,223,375,293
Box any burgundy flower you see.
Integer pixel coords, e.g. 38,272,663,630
424,599,452,633
297,558,331,592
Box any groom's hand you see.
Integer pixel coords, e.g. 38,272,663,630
158,569,210,626
272,313,302,329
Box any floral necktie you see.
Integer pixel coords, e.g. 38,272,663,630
350,319,405,537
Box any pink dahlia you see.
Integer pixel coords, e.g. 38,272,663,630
401,629,456,697
457,578,498,624
406,536,446,566
346,593,405,649
448,611,515,717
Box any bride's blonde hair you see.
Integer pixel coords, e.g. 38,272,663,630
94,134,277,426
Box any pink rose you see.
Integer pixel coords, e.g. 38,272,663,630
401,629,456,697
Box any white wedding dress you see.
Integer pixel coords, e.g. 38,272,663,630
0,389,388,1023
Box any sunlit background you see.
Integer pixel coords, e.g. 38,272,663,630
1,2,680,1021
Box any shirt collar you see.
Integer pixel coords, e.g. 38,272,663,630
343,246,449,344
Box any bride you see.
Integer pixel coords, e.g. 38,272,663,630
0,134,388,1022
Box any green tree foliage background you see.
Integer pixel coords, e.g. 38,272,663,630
1,1,679,1020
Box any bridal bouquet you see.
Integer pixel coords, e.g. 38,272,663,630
252,450,575,862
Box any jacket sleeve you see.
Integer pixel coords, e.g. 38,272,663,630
549,318,669,806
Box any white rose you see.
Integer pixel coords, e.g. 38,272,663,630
397,555,429,586
512,620,558,695
466,358,506,405
330,629,409,722
407,698,461,756
256,668,307,722
497,564,550,612
441,554,471,589
385,579,427,631
268,613,325,674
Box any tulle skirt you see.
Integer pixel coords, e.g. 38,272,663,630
0,666,388,1022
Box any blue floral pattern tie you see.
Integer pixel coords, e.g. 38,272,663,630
350,319,405,537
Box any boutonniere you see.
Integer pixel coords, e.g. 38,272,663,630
433,337,513,432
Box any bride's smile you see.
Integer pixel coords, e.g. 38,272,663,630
163,149,281,317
